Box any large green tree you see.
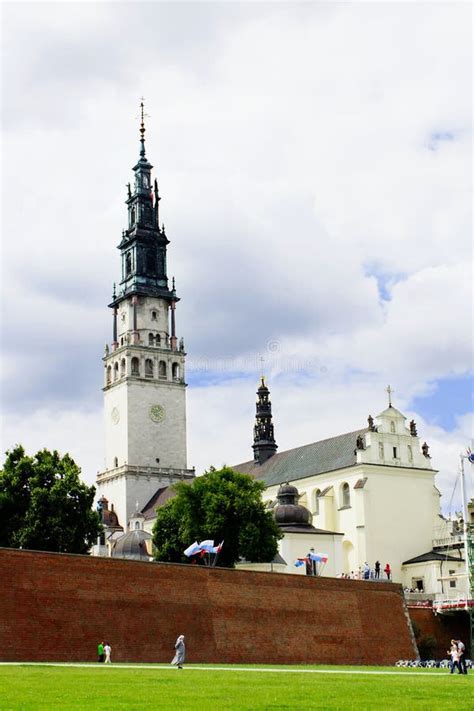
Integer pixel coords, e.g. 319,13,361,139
152,466,282,567
0,445,102,554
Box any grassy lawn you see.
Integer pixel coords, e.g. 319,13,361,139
0,664,471,710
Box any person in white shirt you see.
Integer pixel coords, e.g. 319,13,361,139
448,640,461,674
104,643,112,664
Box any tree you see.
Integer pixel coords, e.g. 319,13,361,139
0,445,102,554
152,466,282,567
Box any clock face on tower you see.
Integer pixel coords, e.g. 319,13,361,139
111,407,120,425
150,404,166,423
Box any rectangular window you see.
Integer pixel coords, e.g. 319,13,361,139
449,570,456,588
393,446,397,459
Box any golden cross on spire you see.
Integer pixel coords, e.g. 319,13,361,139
385,384,394,407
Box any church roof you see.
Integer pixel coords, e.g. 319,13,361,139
402,551,464,565
141,486,177,520
232,428,367,488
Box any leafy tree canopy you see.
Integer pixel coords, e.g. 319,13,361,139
0,445,102,554
152,466,282,567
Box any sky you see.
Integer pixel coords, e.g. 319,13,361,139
1,1,472,515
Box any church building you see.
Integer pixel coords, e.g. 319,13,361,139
92,113,467,605
232,379,467,595
94,105,194,546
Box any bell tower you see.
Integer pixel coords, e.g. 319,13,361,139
252,377,278,464
96,103,194,530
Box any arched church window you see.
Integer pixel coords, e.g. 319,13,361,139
151,311,157,321
159,361,167,379
341,483,350,508
131,357,140,376
155,334,161,347
390,421,396,434
120,359,126,377
125,252,132,276
145,359,154,378
130,207,136,227
148,333,154,346
114,457,118,468
106,366,112,385
135,521,140,530
113,362,119,381
172,363,180,381
313,489,321,515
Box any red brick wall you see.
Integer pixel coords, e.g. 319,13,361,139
409,607,470,658
1,548,417,665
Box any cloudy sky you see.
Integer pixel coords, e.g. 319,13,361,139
1,1,472,513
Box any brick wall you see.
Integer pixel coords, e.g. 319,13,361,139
1,548,417,665
409,607,470,658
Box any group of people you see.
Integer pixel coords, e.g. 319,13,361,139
97,642,112,663
448,639,468,675
338,561,391,581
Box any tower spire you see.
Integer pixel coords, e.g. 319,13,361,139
139,97,148,158
252,377,278,465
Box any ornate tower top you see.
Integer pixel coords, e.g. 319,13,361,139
111,101,176,307
252,377,278,465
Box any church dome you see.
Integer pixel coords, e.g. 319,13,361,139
273,483,312,528
111,529,152,561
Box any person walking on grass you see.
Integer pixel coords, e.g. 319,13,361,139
455,639,467,675
104,642,112,664
97,642,104,663
171,634,185,669
448,640,462,674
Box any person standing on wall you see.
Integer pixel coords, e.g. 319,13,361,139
104,642,112,664
97,642,104,663
384,563,391,580
374,561,381,579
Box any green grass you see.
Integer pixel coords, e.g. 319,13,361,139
0,664,472,710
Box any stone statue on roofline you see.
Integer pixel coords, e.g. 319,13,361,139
409,420,417,437
367,415,376,432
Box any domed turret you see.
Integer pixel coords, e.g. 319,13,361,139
273,482,313,529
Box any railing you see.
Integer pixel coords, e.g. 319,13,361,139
432,534,465,549
97,464,195,479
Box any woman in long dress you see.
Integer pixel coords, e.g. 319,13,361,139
171,635,185,669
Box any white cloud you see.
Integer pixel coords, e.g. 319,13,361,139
1,2,471,511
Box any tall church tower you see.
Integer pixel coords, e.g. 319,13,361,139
253,377,278,464
96,105,194,530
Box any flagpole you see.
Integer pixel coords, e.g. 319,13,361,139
460,454,470,588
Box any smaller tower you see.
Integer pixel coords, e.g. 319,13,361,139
252,377,278,464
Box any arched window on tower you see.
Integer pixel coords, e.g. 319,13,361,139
145,359,154,378
131,357,140,376
113,457,118,468
148,333,154,346
120,359,126,377
155,334,161,347
113,362,119,381
172,363,180,381
125,252,132,276
151,310,157,321
106,366,112,385
341,482,351,508
390,421,396,434
159,361,167,379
